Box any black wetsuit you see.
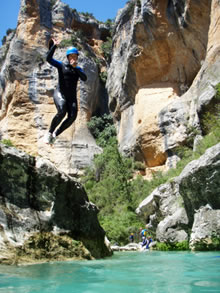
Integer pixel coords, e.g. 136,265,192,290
46,45,87,137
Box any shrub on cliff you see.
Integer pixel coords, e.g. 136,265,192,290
87,114,117,148
84,87,220,245
84,114,147,244
82,140,145,245
101,37,112,64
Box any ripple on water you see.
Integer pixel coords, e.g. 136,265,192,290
0,251,220,293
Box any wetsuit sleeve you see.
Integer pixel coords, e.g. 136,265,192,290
74,66,87,81
46,44,62,68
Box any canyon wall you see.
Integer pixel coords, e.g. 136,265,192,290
107,0,219,173
0,0,109,175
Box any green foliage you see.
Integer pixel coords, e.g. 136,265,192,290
80,12,96,21
130,175,159,207
50,0,56,7
156,242,171,251
1,36,6,46
193,237,220,251
195,85,220,155
1,28,15,45
156,241,189,251
175,240,189,250
60,38,75,48
6,28,15,35
101,37,112,63
200,83,220,134
99,71,108,84
185,126,201,147
104,19,114,31
60,31,86,49
87,114,117,148
1,139,14,147
101,209,142,245
133,161,145,171
210,237,220,250
82,140,144,244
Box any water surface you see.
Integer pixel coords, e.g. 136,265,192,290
0,251,220,292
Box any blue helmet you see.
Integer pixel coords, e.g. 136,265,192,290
66,47,79,56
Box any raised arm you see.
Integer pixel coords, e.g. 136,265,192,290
46,38,62,68
74,66,87,81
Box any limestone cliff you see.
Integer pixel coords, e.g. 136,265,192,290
107,0,219,173
136,143,220,250
1,0,219,174
0,143,111,264
0,0,110,175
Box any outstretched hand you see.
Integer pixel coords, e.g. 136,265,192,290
52,38,61,46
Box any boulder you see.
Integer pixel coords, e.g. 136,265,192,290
0,143,112,264
190,205,220,250
136,143,220,248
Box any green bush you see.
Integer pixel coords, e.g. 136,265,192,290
104,19,114,31
156,241,189,251
60,31,86,49
175,240,189,250
1,139,14,147
156,242,171,251
1,28,15,45
101,37,112,63
80,12,96,21
87,114,117,148
99,71,108,84
82,134,144,244
60,38,74,48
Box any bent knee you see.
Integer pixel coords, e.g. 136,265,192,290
56,111,66,120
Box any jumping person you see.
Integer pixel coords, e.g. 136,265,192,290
44,38,87,145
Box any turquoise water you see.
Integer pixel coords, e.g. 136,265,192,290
0,251,220,293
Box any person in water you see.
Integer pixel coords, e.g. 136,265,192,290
142,236,153,249
44,38,87,144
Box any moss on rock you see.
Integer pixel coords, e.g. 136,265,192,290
1,232,93,265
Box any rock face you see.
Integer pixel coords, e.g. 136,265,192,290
0,0,219,173
136,143,220,250
0,143,112,264
107,0,219,170
0,0,109,175
159,0,220,157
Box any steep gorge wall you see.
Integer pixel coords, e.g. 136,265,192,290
107,0,217,171
0,0,109,175
159,0,220,164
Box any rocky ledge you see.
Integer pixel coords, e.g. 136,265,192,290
111,242,156,252
0,143,112,265
136,143,220,251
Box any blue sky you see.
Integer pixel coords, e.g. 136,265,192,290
0,0,128,45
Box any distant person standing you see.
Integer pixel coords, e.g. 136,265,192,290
140,226,147,241
129,233,134,243
44,38,87,145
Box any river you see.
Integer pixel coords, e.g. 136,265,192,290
0,251,220,292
